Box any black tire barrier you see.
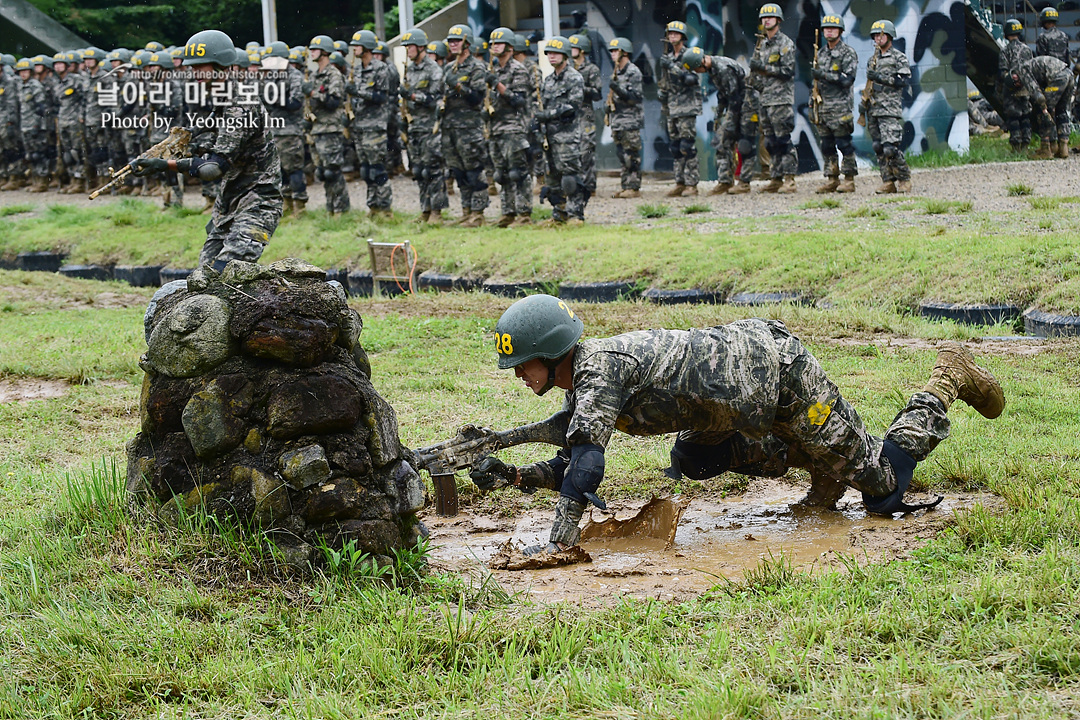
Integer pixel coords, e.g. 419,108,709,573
158,268,193,285
418,271,481,292
559,281,639,303
0,257,16,270
642,287,724,305
919,301,1021,326
728,291,804,307
1023,307,1080,337
114,265,164,287
17,251,65,273
325,268,349,286
481,279,542,298
347,269,373,297
59,264,112,282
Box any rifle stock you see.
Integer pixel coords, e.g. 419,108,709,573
89,126,191,200
810,29,823,125
858,50,878,128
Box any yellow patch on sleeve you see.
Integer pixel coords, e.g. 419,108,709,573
807,400,834,426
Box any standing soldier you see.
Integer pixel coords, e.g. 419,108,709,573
262,41,307,217
537,35,585,226
14,58,50,192
657,20,701,197
864,19,912,193
442,24,491,228
811,14,859,194
145,50,184,208
304,34,350,215
401,29,448,224
0,55,25,190
486,26,533,227
347,30,393,219
1036,7,1071,66
997,19,1034,155
569,33,601,206
514,34,546,197
33,55,59,189
681,47,744,196
53,51,87,195
1018,55,1073,159
749,4,797,193
606,37,644,199
373,40,406,178
81,47,113,193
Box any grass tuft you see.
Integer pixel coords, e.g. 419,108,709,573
637,203,670,219
1007,183,1033,196
801,198,841,210
683,203,710,215
0,204,33,217
845,205,887,219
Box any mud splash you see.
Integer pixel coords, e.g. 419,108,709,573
0,378,71,403
424,478,1000,606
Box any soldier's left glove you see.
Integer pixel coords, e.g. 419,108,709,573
301,80,315,94
811,67,827,81
398,86,410,98
301,118,313,132
659,55,674,70
469,456,516,491
681,72,699,87
867,69,882,82
749,57,767,73
131,158,168,176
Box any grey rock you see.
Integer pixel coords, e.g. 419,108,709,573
181,383,246,459
146,294,234,378
144,280,189,343
280,444,332,490
365,393,401,468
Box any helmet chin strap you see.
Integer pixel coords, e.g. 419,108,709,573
536,353,568,396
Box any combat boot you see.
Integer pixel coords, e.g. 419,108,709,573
7,176,28,191
709,182,732,196
922,342,1005,419
48,175,60,189
728,180,751,195
816,177,839,194
565,217,584,227
68,178,86,195
797,471,848,510
760,177,783,193
896,179,912,193
836,175,856,193
417,210,430,224
1056,139,1070,159
446,178,455,196
666,183,686,197
682,185,698,197
27,177,48,193
459,210,484,228
160,187,173,210
621,189,641,198
292,199,306,218
776,175,796,194
1032,139,1053,160
875,180,896,194
426,211,443,226
282,197,294,218
487,182,498,197
508,215,532,228
496,213,515,228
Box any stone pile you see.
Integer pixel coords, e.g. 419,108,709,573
126,258,426,566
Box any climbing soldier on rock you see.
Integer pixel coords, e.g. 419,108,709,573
469,295,1005,557
606,37,643,199
486,26,534,228
657,20,701,197
681,47,744,196
811,14,859,194
864,19,912,194
750,4,798,194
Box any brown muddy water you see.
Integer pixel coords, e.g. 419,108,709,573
423,478,999,606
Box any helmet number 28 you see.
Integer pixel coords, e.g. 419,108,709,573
496,333,514,355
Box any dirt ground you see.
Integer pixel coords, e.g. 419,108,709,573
3,154,1076,225
423,478,1002,607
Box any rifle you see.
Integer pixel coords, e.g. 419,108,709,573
482,57,495,139
748,33,766,91
810,29,823,125
302,63,321,167
413,410,570,516
88,126,191,199
604,67,617,127
858,49,878,127
535,73,549,151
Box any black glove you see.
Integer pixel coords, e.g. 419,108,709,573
131,157,168,177
535,108,552,122
369,90,386,104
469,456,516,491
398,86,410,98
346,83,359,96
866,68,881,82
681,72,699,87
301,118,313,132
750,57,767,73
659,55,673,70
507,92,525,109
812,67,827,81
301,80,314,94
557,104,576,120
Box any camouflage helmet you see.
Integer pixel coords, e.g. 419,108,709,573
680,45,706,71
1039,7,1058,25
489,26,514,47
333,39,348,54
147,51,172,69
14,57,31,71
446,24,474,46
821,14,845,31
82,47,107,61
374,41,389,56
608,37,633,54
145,41,165,52
544,35,572,57
665,20,689,37
245,41,261,51
426,40,448,58
309,34,334,52
232,47,250,68
183,30,236,67
329,51,347,69
350,29,378,50
247,50,262,66
288,48,303,63
401,28,428,47
869,19,896,39
1,54,15,67
32,54,54,69
759,4,784,20
569,33,591,53
265,40,290,58
1002,18,1023,36
494,294,584,372
129,50,149,68
511,33,528,53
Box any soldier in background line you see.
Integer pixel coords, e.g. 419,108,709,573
263,41,308,217
606,37,643,199
486,26,533,228
996,19,1033,155
145,50,184,207
441,24,490,228
304,34,350,215
14,58,50,192
513,34,546,197
1036,7,1071,66
373,40,406,178
0,55,25,190
402,30,448,225
536,35,585,225
864,20,912,194
54,52,88,195
681,47,744,196
657,20,701,197
749,4,797,194
80,47,113,194
811,14,858,194
569,33,601,207
347,30,393,219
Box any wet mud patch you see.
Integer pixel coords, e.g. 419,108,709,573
0,377,71,403
424,478,1001,606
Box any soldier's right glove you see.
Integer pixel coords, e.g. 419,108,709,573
811,67,827,81
301,118,313,132
659,55,673,70
866,68,881,82
398,86,410,98
131,158,168,176
750,57,766,73
301,80,315,94
469,456,516,491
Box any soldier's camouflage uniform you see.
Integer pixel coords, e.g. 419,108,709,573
813,37,858,181
184,98,283,266
1019,55,1074,143
750,30,798,179
737,88,763,184
265,65,307,203
383,57,404,173
83,64,116,185
16,74,49,180
607,59,643,192
523,320,950,547
308,62,350,213
659,49,702,188
403,53,447,215
865,46,911,184
0,67,23,184
1036,26,1071,65
704,56,744,186
441,53,490,215
348,57,392,211
574,56,601,201
523,58,547,186
147,68,184,205
540,64,585,222
37,68,59,178
488,56,533,219
997,36,1034,151
55,69,87,184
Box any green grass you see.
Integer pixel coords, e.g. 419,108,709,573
844,205,888,219
923,199,973,215
800,198,841,210
1007,183,1033,196
637,203,670,219
682,203,710,215
907,134,1034,168
0,203,33,217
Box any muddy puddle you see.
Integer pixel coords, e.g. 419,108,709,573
0,377,71,403
424,478,999,606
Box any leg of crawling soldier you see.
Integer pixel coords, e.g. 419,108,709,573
668,432,791,481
